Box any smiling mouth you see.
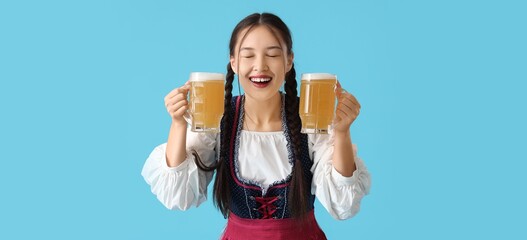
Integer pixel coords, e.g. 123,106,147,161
250,77,272,83
249,76,273,88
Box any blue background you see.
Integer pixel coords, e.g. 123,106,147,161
1,0,526,239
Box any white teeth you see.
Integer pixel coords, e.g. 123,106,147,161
250,77,271,83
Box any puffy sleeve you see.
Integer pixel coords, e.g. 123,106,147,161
310,131,371,220
141,130,219,210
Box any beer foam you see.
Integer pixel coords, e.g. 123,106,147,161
301,73,337,81
189,72,225,81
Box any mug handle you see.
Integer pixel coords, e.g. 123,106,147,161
183,110,192,126
335,79,350,98
183,81,192,126
332,78,347,128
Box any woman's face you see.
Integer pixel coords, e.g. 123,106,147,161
230,25,293,102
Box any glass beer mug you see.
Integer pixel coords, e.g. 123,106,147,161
184,72,225,132
299,73,338,134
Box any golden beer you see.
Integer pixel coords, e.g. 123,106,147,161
188,72,225,132
299,73,337,134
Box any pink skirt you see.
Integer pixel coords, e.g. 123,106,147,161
220,210,327,240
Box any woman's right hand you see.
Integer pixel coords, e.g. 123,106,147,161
164,81,191,125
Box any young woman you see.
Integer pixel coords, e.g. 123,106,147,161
142,12,371,240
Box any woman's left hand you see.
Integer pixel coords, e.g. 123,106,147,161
333,81,361,133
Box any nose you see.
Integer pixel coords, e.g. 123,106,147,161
253,56,269,72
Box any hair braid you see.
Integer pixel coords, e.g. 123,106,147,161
284,64,309,218
211,63,235,218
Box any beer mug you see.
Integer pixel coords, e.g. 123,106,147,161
184,72,225,132
299,73,338,134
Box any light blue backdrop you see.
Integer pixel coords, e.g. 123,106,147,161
1,0,525,239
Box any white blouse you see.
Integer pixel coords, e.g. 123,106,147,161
141,128,371,220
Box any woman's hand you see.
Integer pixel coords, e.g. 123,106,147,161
164,81,191,125
333,81,361,133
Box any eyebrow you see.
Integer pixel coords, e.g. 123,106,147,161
240,46,283,51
